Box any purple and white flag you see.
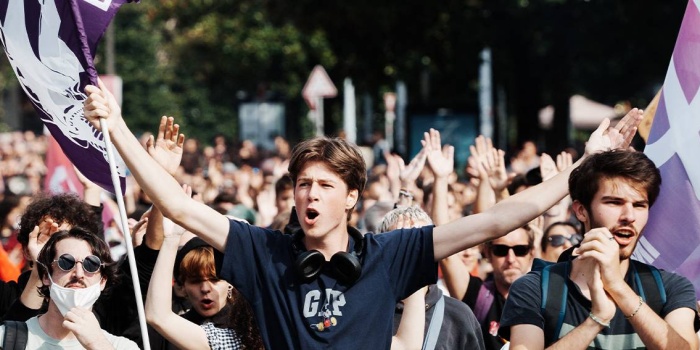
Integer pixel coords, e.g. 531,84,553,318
638,0,700,298
0,0,135,194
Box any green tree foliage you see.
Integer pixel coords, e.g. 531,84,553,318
107,0,336,142
0,0,688,150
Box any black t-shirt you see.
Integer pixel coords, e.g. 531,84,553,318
462,275,507,350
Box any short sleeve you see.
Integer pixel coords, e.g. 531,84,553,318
374,226,437,300
498,272,544,340
201,322,243,350
660,271,699,320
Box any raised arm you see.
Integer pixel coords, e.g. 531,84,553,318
142,116,185,250
422,130,471,299
391,286,427,350
83,82,229,251
469,136,512,213
540,151,573,230
145,214,210,349
432,111,642,260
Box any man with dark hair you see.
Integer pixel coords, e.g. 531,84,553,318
85,81,642,348
0,193,101,320
0,227,139,349
500,150,699,349
442,226,535,350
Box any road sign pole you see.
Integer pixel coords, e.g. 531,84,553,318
316,96,324,137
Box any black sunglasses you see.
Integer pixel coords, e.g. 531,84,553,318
490,244,531,257
53,254,104,274
547,234,582,248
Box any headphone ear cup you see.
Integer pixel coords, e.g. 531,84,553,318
295,250,325,283
330,252,362,285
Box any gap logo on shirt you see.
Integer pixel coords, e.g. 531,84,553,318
303,289,346,331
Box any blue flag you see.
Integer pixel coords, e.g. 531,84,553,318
0,0,135,194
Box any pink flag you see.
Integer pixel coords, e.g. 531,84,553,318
44,135,84,196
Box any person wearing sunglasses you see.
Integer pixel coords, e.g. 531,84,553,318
540,221,581,263
0,227,139,349
85,81,642,349
443,226,534,350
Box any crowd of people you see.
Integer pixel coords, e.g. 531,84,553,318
0,80,695,350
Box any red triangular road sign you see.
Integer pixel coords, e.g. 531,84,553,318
302,65,337,109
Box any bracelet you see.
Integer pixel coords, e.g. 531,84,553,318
398,189,414,200
589,312,610,328
625,296,644,319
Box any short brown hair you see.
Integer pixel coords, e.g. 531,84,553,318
177,245,218,285
288,137,367,206
569,150,661,212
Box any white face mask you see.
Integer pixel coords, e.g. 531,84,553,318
47,274,102,316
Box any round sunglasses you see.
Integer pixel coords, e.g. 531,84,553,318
490,244,531,257
53,254,104,274
547,234,583,248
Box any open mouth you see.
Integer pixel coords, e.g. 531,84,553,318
612,228,636,245
306,208,318,220
201,299,214,308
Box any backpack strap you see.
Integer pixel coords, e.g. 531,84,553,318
422,295,445,350
630,260,666,314
2,320,28,350
540,262,569,347
474,280,496,324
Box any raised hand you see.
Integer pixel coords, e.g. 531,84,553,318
556,151,573,172
422,129,454,179
539,153,557,182
83,79,122,132
585,108,643,156
146,116,185,176
399,149,427,186
574,228,624,292
27,218,69,261
469,135,512,192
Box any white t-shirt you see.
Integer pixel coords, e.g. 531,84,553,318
0,316,139,349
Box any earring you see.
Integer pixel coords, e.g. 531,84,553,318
227,285,233,300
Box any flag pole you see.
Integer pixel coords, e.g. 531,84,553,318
99,118,151,350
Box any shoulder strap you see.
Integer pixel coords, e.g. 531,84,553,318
541,262,568,347
474,280,496,324
2,320,28,350
422,295,445,350
630,260,666,314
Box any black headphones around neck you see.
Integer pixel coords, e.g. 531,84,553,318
288,208,365,285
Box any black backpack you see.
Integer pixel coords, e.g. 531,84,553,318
533,258,666,346
1,320,28,350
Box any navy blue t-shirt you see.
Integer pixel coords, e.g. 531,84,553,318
220,219,438,349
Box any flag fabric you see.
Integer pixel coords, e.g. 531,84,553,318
44,134,85,196
639,0,700,298
0,0,135,194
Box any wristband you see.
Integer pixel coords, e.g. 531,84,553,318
589,312,610,328
625,296,644,319
398,189,414,200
